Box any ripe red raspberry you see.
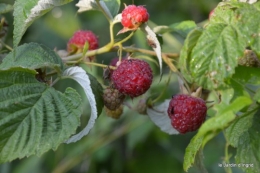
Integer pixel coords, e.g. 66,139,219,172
167,94,207,134
67,30,98,54
111,59,153,98
121,5,149,29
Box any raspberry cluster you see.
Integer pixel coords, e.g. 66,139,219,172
167,94,207,134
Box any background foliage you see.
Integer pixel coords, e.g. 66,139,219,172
0,0,254,173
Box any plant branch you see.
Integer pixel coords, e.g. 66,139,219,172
62,43,113,62
122,46,179,58
83,61,116,70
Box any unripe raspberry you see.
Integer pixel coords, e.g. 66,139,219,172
105,105,123,119
111,59,153,98
103,86,125,110
121,5,149,29
67,30,98,54
167,94,207,134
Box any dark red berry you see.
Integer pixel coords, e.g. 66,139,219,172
111,59,153,98
167,94,207,134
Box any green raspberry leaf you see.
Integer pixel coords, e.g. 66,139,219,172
0,3,13,14
62,67,104,143
0,43,64,74
179,27,203,83
235,109,260,173
225,108,256,147
235,2,260,55
13,0,72,48
153,20,197,38
103,0,120,18
179,2,260,89
233,66,260,86
183,136,204,172
0,67,82,163
189,23,245,89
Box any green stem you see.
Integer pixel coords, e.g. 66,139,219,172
109,21,115,44
0,40,13,51
83,61,116,70
122,46,179,58
114,32,135,46
62,43,113,61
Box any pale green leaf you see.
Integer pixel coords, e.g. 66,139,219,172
13,0,72,48
0,43,64,74
190,23,245,89
234,2,260,55
0,67,82,163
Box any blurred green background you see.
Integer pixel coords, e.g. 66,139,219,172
0,0,245,173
